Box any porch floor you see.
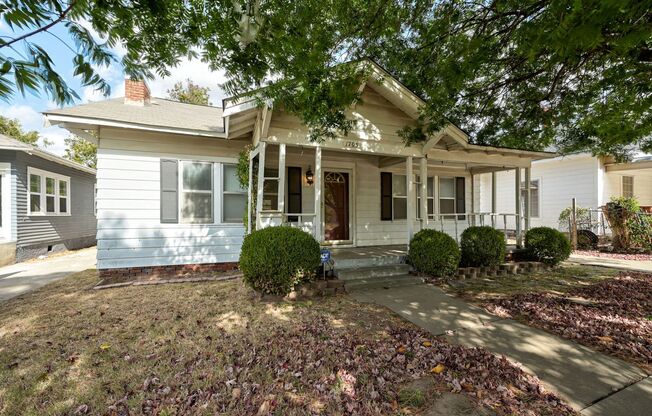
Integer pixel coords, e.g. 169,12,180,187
329,245,408,261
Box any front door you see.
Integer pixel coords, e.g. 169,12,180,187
324,171,350,242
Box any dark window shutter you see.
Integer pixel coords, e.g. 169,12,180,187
287,166,302,222
455,177,465,219
160,159,178,223
381,172,393,221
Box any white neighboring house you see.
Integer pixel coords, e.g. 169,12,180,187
43,60,555,278
474,152,652,230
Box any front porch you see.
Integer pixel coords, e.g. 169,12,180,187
247,140,547,248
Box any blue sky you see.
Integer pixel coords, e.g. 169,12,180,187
1,20,227,155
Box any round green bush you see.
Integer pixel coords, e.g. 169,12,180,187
408,229,460,277
525,227,572,265
460,226,506,267
239,227,320,295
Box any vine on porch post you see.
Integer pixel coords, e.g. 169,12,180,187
237,145,256,231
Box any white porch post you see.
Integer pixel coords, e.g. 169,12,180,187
406,156,414,242
524,166,531,234
256,142,266,230
491,171,497,227
419,157,428,229
314,147,322,242
277,144,286,218
514,167,522,247
247,151,254,234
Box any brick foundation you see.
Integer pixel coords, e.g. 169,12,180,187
99,262,239,280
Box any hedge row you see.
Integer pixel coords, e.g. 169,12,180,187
409,226,571,276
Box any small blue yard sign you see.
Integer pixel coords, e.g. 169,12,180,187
320,249,331,264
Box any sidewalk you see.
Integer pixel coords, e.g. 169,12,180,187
0,247,96,301
569,253,652,273
351,283,651,414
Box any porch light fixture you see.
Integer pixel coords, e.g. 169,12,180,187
306,165,314,185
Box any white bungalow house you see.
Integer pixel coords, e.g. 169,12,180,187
474,152,652,231
43,60,554,277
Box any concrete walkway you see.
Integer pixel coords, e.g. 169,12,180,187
0,247,96,302
351,283,651,414
569,253,652,273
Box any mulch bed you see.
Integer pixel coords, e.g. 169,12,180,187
574,250,652,261
484,272,652,370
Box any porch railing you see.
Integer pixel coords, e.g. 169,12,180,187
425,212,522,243
258,211,317,237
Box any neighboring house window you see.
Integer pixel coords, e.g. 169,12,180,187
159,159,245,225
520,179,540,218
622,176,634,198
27,167,70,216
180,161,213,223
222,164,246,223
439,177,456,214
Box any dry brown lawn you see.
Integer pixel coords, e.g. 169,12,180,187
0,270,573,416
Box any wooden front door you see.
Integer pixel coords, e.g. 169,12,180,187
324,171,350,242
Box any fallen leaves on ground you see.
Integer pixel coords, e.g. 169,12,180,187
484,272,652,369
0,270,575,415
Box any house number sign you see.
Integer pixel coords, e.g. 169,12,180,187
344,141,360,149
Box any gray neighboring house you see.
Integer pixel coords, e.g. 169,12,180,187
0,133,96,265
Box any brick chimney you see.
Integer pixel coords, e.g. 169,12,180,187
124,78,151,105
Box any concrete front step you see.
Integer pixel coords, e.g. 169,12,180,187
345,274,423,291
337,264,411,281
333,255,405,269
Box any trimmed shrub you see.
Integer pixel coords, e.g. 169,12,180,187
460,226,506,267
239,227,320,296
525,227,571,265
408,229,460,277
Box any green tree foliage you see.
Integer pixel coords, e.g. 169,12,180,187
2,1,650,155
0,115,49,147
166,79,211,105
64,135,97,168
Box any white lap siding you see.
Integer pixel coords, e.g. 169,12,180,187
477,154,600,229
96,128,247,269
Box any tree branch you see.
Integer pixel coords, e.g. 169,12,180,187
0,1,77,50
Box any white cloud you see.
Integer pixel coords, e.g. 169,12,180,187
2,105,42,127
147,57,227,105
39,128,69,155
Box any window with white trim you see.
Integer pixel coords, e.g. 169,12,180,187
520,179,540,218
416,175,435,220
180,161,213,223
392,174,407,220
223,164,247,222
622,176,634,198
160,159,246,225
438,177,456,214
27,167,70,216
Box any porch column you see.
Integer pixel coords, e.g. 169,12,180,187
277,144,286,216
419,157,428,229
491,171,497,227
406,156,415,242
314,147,322,242
256,142,266,230
514,167,522,247
247,151,254,234
524,166,531,234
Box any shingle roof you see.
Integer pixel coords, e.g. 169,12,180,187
0,133,96,175
44,98,224,135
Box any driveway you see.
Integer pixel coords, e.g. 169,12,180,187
0,247,96,302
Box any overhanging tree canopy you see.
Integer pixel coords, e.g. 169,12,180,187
1,0,650,157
